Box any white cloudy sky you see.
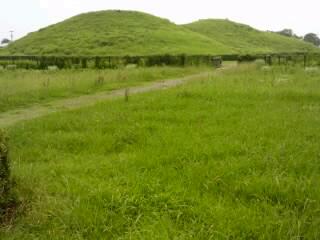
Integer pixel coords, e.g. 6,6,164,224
0,0,319,41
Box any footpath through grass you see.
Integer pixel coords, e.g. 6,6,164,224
0,66,207,113
1,64,320,239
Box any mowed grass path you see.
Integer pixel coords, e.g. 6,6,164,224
0,71,211,128
0,66,208,113
1,65,320,239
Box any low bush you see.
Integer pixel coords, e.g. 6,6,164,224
47,65,59,71
1,54,319,70
0,129,14,222
254,59,266,67
6,65,17,70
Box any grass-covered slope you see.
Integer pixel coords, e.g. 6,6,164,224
184,19,318,54
6,11,232,56
5,11,318,56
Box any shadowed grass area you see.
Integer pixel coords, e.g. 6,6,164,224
1,65,320,239
0,66,208,112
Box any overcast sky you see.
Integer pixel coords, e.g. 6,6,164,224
1,0,319,41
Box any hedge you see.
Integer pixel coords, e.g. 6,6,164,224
0,53,318,70
0,129,13,221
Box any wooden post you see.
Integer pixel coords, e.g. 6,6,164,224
212,57,222,68
265,55,272,66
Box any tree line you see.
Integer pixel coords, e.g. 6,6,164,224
275,29,320,47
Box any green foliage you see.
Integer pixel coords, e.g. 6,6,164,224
1,65,320,238
0,130,9,190
0,129,12,221
275,29,302,39
0,55,222,70
304,33,320,47
276,29,295,37
254,59,266,68
1,39,10,45
6,11,232,56
184,19,319,54
0,60,38,70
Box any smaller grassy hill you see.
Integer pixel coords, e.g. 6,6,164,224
5,11,232,56
184,19,318,54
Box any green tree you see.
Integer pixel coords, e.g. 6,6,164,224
276,29,302,39
277,29,294,37
1,38,10,45
304,33,320,46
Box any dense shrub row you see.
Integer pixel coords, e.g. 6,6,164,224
0,53,318,70
0,55,217,70
0,129,13,222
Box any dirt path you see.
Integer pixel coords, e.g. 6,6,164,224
0,66,235,128
0,72,211,128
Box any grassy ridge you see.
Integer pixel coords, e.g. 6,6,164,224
1,65,319,239
5,11,232,56
0,66,208,112
184,19,318,53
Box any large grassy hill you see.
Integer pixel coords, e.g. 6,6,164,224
5,11,232,56
184,19,318,54
4,11,319,56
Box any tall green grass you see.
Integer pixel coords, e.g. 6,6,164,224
0,66,208,112
1,65,320,239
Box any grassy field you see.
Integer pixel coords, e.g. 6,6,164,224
0,64,319,239
0,66,208,112
184,19,318,54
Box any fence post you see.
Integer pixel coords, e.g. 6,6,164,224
265,55,272,66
